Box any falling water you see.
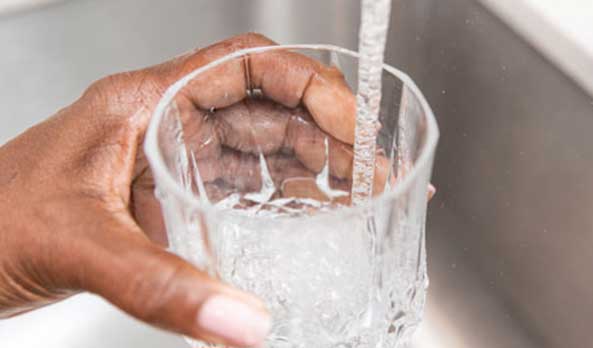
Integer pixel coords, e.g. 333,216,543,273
351,0,393,336
351,0,392,205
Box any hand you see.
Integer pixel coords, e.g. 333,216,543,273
0,33,390,347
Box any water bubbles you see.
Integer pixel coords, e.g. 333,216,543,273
333,343,351,348
352,0,392,205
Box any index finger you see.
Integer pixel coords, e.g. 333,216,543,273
161,33,356,144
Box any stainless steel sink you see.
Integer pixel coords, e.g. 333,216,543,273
390,1,593,347
1,0,592,347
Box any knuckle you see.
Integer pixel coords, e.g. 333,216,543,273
83,73,125,99
82,72,140,101
80,71,160,126
79,74,127,112
229,32,276,48
241,32,272,43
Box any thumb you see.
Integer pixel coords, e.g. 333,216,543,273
76,214,271,347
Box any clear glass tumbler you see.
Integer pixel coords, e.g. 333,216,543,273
144,45,438,348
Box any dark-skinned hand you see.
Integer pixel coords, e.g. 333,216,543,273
0,33,410,347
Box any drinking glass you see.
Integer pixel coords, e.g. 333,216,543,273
144,45,438,348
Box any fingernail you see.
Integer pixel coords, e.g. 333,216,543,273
197,294,271,347
428,184,436,200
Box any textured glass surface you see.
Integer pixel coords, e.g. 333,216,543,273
145,45,438,348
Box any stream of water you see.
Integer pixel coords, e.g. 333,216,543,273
351,0,392,205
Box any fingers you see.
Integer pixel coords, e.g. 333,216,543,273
177,98,390,201
77,213,270,347
428,183,436,201
157,33,276,110
211,97,353,181
281,103,391,195
281,177,351,205
249,50,356,144
214,99,289,155
162,33,356,145
196,149,315,194
301,66,356,144
189,99,380,182
192,149,389,205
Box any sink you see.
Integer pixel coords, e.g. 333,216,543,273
1,0,592,347
389,1,593,347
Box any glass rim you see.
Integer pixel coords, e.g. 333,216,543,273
143,44,439,217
